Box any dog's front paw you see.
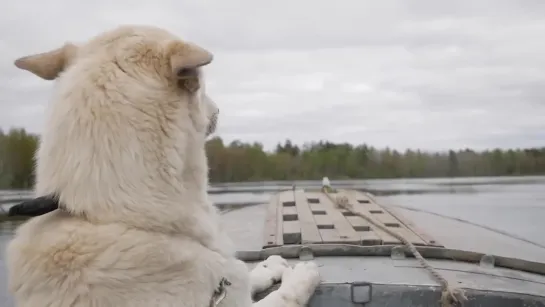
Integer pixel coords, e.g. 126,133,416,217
279,261,321,304
256,255,289,282
250,255,290,294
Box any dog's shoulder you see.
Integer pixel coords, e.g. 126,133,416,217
7,211,232,307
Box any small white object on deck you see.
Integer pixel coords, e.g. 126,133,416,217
321,177,331,188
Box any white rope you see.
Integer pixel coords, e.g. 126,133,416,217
321,187,467,307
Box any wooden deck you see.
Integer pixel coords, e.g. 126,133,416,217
263,189,443,248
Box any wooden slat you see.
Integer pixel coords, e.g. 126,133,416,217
342,190,400,244
263,188,441,248
282,206,298,220
372,228,402,244
294,189,323,244
276,191,296,246
313,214,333,228
306,193,327,212
367,192,442,247
319,229,343,243
278,190,295,207
390,206,442,247
345,190,427,246
283,221,301,244
280,191,301,244
345,216,382,245
318,193,361,244
361,192,427,246
263,194,279,248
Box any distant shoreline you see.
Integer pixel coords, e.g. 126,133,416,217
2,128,545,189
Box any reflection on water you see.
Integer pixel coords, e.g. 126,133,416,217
0,176,544,304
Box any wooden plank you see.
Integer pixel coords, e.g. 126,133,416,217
390,206,442,247
283,220,301,244
319,229,349,243
294,189,323,244
305,193,321,205
357,191,428,246
313,214,334,228
350,193,410,243
279,190,296,207
306,192,327,213
345,190,428,246
352,191,426,245
342,190,401,244
380,206,435,246
263,194,279,248
367,192,442,247
318,193,361,244
282,206,298,221
279,191,301,244
264,188,439,248
276,191,296,246
310,206,327,215
345,216,382,245
372,228,402,244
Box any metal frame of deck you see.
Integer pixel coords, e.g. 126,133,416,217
263,189,443,249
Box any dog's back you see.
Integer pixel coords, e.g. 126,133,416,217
8,210,252,307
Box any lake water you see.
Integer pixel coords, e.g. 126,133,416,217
1,176,544,305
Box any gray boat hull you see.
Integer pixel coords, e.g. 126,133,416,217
246,249,545,306
309,283,545,307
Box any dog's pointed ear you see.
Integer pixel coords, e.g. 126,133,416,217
166,41,213,92
167,41,213,78
14,43,78,80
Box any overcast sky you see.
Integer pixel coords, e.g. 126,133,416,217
1,0,544,151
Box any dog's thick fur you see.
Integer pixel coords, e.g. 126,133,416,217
7,25,320,307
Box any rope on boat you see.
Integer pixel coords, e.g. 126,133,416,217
321,187,467,307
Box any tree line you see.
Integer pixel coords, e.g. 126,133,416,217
1,127,544,189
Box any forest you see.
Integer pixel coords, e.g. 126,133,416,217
1,127,544,189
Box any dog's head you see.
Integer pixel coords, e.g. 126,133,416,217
15,25,219,137
14,25,219,231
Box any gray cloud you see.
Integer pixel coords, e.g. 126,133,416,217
1,0,544,151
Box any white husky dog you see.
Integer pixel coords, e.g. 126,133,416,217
7,25,320,307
